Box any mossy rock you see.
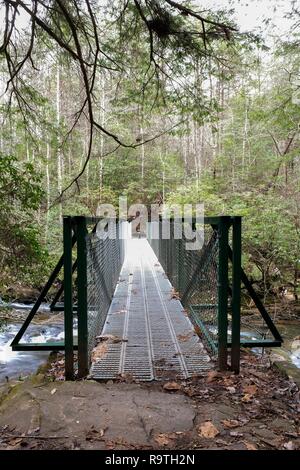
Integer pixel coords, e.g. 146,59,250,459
272,360,300,388
0,381,24,407
30,373,49,386
35,351,58,377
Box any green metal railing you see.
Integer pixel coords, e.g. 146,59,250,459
63,216,125,379
11,216,124,380
148,216,283,373
11,214,282,379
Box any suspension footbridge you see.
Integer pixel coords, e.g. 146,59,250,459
11,216,283,380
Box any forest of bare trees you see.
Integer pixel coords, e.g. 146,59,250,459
0,0,299,303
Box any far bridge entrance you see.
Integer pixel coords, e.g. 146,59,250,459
11,216,283,380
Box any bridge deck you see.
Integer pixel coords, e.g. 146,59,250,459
90,238,211,381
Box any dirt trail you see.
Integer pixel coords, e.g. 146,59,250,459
0,354,299,450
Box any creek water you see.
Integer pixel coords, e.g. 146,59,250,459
0,304,73,382
0,305,299,383
0,323,65,382
270,321,300,368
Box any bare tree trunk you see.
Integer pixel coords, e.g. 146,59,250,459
180,134,187,184
208,60,217,179
242,94,249,171
86,149,89,193
139,109,145,181
231,111,236,191
68,147,72,178
158,149,166,203
45,143,51,241
294,265,299,301
193,121,199,187
99,72,105,199
56,60,62,223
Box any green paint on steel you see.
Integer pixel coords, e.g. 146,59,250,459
217,216,230,370
76,216,89,379
12,342,78,351
64,216,74,380
11,214,283,381
10,228,77,348
231,216,241,373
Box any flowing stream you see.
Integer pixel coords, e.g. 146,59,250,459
0,304,68,382
0,323,65,382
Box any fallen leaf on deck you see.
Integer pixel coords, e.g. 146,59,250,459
223,379,234,388
283,441,295,450
97,334,127,343
206,371,220,383
154,434,172,446
216,438,229,446
28,442,38,449
112,337,128,344
117,373,135,383
241,393,252,403
243,441,257,450
163,382,181,391
91,342,108,361
243,384,258,396
194,325,202,336
86,426,106,441
221,419,240,429
177,333,192,342
170,288,180,300
105,440,116,450
198,421,219,439
8,438,23,447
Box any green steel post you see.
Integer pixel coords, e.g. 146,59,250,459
63,216,74,380
11,233,77,349
231,217,241,373
76,216,89,378
218,216,230,370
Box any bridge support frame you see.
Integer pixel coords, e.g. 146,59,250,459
10,215,283,380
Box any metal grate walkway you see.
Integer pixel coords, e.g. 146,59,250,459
90,238,211,381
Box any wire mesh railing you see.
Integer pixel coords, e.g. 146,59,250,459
63,216,124,379
148,215,284,373
149,221,220,356
86,223,123,362
10,214,283,380
11,214,283,379
148,216,239,371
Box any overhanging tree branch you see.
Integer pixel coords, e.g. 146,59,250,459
1,0,237,198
